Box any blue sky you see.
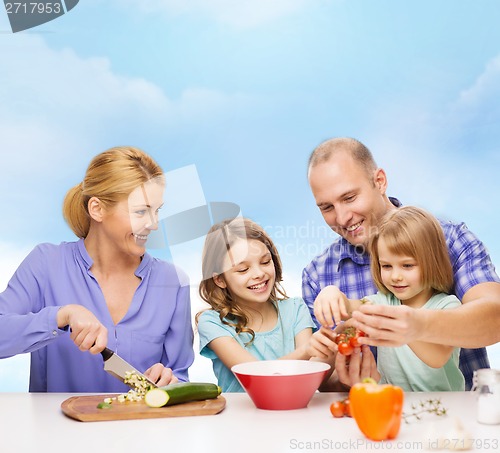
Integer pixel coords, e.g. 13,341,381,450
1,1,499,390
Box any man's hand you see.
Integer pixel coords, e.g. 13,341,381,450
335,344,380,387
351,303,424,347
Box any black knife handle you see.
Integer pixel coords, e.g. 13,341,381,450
100,347,114,361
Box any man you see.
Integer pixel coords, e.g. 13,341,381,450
302,137,500,389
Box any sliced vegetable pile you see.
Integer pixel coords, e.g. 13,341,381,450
97,371,155,408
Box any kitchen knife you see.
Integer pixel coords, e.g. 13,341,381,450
100,347,157,388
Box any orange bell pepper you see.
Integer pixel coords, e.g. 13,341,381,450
349,378,404,441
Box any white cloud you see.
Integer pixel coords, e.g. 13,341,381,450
0,35,170,122
0,35,257,141
117,0,322,29
443,54,500,152
454,54,500,114
365,53,500,268
366,53,500,196
0,34,260,156
0,34,172,183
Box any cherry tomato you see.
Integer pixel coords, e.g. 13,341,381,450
343,399,352,417
349,335,361,348
338,341,353,356
329,400,346,418
335,333,347,344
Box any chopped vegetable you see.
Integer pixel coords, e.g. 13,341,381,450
96,402,112,409
123,371,154,399
96,370,154,408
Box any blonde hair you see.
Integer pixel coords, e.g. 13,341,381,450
62,146,164,238
369,206,453,294
308,137,378,183
197,218,287,342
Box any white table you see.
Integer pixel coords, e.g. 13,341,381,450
1,391,498,453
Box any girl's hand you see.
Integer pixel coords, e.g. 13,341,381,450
307,326,338,359
144,364,179,387
314,285,350,327
57,304,108,354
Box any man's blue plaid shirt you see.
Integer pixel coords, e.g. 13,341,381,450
302,202,499,390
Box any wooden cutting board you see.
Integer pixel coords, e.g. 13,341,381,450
61,394,226,422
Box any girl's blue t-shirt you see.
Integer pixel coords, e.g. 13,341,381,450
198,297,316,392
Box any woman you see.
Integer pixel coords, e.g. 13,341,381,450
0,146,194,392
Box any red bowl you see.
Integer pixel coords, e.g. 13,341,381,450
231,360,331,410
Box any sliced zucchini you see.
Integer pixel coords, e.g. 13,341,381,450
145,382,221,408
144,388,170,408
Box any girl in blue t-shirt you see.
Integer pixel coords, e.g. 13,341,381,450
196,217,337,392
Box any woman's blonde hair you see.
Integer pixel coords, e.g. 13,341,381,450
197,218,287,342
62,146,164,238
369,206,453,294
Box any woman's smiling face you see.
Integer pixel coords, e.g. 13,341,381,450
100,180,164,257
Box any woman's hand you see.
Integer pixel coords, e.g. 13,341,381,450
335,344,380,387
145,363,179,387
57,304,108,354
313,285,351,327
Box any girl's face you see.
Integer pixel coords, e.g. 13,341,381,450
100,180,164,257
215,238,276,307
377,237,433,308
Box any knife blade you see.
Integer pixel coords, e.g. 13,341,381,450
100,347,157,388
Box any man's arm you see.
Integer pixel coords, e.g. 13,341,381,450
352,282,500,348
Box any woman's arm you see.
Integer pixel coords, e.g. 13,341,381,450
0,247,63,357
